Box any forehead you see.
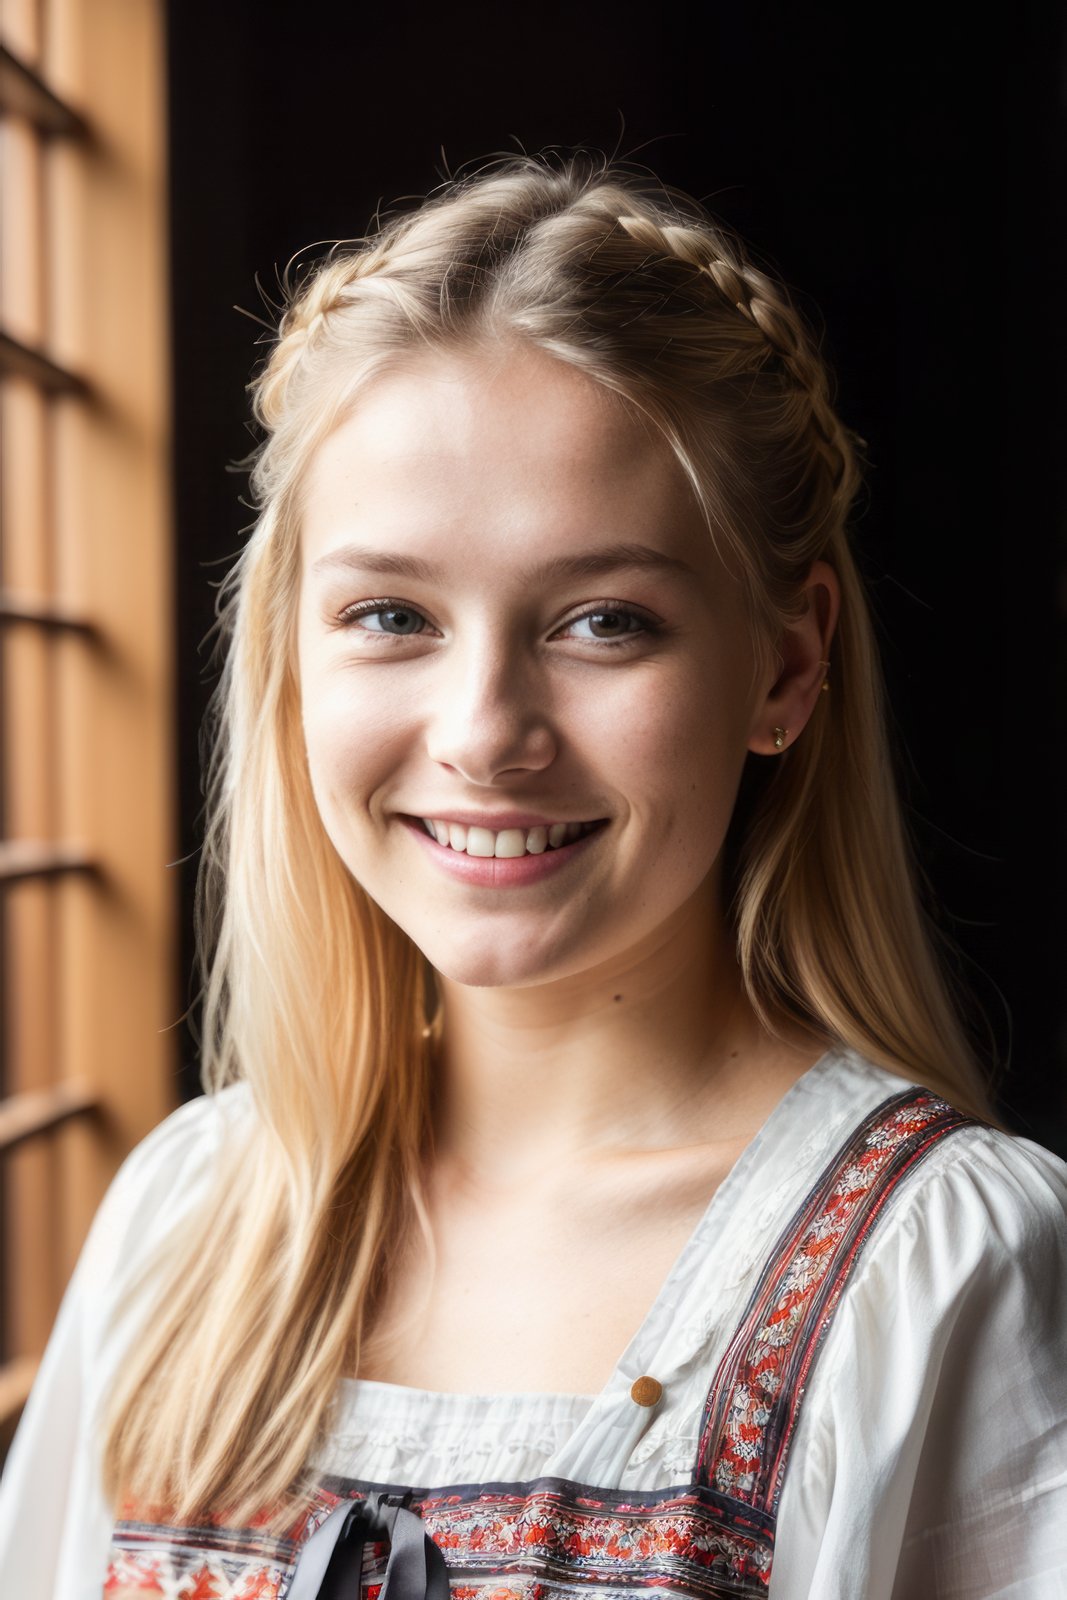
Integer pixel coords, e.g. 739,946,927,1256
299,346,714,579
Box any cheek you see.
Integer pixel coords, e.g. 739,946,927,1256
299,672,410,821
614,663,749,791
610,663,752,877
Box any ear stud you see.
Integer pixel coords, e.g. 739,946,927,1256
773,727,787,750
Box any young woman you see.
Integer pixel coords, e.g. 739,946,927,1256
1,152,1064,1600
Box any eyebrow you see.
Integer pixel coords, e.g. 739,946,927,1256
310,540,701,586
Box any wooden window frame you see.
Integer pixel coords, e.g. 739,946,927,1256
0,0,174,1452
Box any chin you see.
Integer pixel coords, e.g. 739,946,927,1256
413,931,577,991
424,953,550,991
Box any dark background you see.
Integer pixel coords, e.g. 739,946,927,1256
164,2,1066,1154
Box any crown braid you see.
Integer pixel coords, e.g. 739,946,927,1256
249,163,868,582
614,211,860,512
254,241,393,432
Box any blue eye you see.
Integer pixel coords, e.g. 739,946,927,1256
340,602,428,635
335,599,657,648
565,608,646,642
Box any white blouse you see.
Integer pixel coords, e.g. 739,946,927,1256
1,1047,1065,1599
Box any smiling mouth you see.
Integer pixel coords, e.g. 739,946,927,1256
410,817,609,858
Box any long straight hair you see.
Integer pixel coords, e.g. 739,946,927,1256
102,152,998,1530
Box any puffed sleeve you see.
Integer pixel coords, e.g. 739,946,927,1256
0,1083,252,1600
770,1123,1067,1600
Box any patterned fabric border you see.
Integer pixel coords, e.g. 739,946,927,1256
695,1087,976,1511
107,1476,777,1600
105,1490,325,1598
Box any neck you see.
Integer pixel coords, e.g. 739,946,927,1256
429,880,807,1188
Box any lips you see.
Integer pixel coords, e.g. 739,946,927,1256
399,814,609,884
416,817,607,858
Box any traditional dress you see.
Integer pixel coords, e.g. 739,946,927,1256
1,1049,1065,1598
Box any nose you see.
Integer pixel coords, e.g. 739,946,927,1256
424,635,557,785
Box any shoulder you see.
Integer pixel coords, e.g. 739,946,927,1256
906,1115,1067,1236
819,1107,1067,1395
788,1049,1067,1393
0,1083,259,1500
863,1084,1067,1277
102,1080,254,1214
816,1047,1067,1262
837,1053,1067,1307
80,1082,257,1305
771,1094,1067,1589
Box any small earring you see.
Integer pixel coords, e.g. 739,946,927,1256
818,659,831,692
773,726,787,749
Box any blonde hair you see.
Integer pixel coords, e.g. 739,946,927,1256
102,151,998,1529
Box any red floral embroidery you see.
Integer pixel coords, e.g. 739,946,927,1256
699,1090,972,1508
108,1482,772,1599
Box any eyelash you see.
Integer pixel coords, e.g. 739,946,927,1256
335,599,660,648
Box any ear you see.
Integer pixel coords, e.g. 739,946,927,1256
747,560,841,755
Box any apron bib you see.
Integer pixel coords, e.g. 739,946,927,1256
106,1087,974,1600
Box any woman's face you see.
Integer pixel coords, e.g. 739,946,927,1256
296,346,773,989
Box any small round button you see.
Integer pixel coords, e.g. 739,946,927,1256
630,1375,663,1407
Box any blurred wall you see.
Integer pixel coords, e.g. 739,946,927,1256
165,0,1065,1154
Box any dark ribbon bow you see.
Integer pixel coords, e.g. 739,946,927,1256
287,1491,452,1600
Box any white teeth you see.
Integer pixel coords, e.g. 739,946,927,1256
420,818,601,857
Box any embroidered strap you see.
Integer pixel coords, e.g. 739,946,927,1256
695,1087,976,1511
